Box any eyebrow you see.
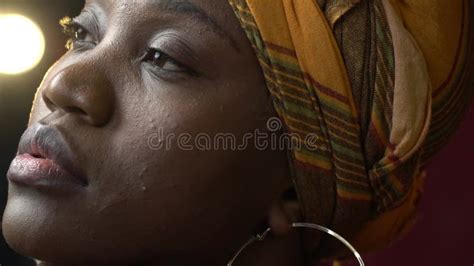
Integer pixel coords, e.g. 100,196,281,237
153,0,239,51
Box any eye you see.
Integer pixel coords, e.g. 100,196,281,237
60,16,96,50
73,26,94,43
143,48,189,73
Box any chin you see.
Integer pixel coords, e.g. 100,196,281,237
2,188,98,264
3,193,73,263
2,187,161,265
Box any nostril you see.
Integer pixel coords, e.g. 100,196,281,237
63,106,88,116
43,94,57,112
31,153,45,159
42,93,87,116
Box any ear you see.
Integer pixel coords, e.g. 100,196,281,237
267,190,302,236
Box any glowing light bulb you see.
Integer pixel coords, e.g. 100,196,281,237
0,14,45,75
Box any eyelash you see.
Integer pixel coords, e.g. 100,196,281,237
59,16,196,77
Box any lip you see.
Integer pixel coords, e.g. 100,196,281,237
7,123,88,193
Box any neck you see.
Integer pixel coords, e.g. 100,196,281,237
36,232,304,266
232,231,304,266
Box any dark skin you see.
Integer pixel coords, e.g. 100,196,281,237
2,0,306,265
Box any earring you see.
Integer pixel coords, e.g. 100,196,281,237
227,222,364,266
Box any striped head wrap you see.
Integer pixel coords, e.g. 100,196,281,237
228,0,474,261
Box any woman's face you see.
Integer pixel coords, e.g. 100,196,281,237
2,0,291,264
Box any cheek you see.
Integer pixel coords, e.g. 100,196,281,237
97,97,253,216
87,83,272,248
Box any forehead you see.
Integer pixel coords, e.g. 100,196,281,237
83,0,245,51
84,0,240,30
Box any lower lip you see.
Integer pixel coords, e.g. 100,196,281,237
7,154,85,193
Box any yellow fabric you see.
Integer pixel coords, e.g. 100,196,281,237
228,0,472,261
348,0,470,256
390,0,464,92
244,0,356,109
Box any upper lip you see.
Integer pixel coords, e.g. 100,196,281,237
17,123,88,186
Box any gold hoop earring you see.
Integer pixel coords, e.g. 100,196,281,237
227,222,364,266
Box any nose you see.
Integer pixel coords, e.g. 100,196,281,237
41,63,115,126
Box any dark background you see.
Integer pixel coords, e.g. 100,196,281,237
0,1,472,265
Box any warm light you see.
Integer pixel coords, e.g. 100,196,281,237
0,14,45,75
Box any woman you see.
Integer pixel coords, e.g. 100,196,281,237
3,0,472,265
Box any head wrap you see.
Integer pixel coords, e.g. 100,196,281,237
228,0,473,261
